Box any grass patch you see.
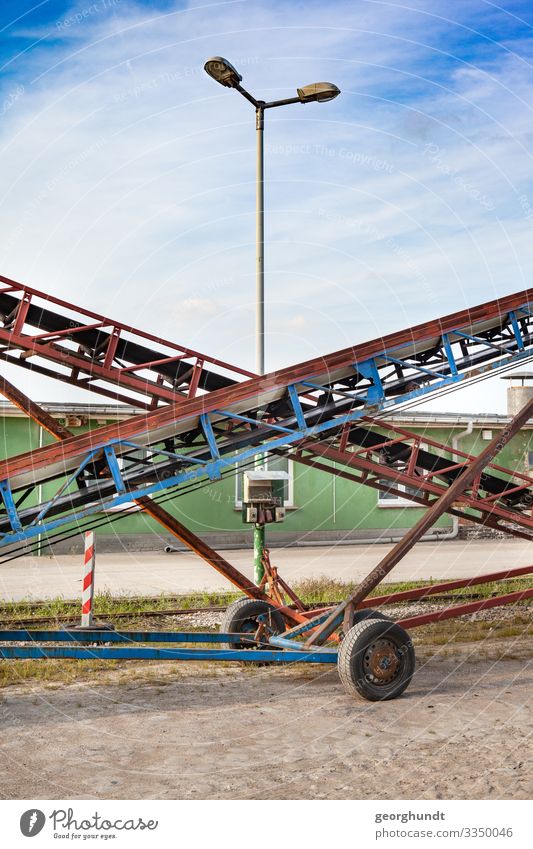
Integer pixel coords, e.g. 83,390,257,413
412,615,533,646
1,575,531,621
0,658,121,688
0,575,531,690
290,575,533,606
0,590,242,621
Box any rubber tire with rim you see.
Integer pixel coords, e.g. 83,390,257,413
351,608,391,627
337,618,415,701
220,598,286,650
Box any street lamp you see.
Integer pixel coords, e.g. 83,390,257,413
204,56,340,376
204,58,340,586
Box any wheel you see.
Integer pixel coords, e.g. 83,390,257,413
220,598,286,650
340,608,391,640
337,618,415,701
351,608,391,626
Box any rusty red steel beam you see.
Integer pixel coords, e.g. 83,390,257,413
0,354,163,409
0,326,196,405
1,276,531,395
2,279,533,615
301,411,533,516
348,416,533,487
278,563,533,623
136,497,307,622
0,279,253,407
0,380,261,601
0,274,254,379
290,445,533,540
0,376,73,440
359,564,533,607
301,565,533,621
305,396,533,645
397,587,533,629
2,285,533,483
133,498,270,605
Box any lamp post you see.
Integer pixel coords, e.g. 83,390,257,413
204,58,340,584
204,57,340,375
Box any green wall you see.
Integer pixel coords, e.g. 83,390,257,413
1,414,531,541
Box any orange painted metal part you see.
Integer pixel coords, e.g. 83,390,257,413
1,273,533,638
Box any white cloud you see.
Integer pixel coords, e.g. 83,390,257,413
286,314,307,329
0,0,532,415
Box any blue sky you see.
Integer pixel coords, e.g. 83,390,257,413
1,0,533,411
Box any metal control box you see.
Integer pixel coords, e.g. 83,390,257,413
242,470,289,524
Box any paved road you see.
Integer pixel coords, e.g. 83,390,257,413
0,538,530,600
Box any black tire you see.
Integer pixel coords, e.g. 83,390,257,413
338,618,415,701
351,608,391,626
220,598,286,650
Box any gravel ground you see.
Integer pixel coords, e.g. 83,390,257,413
154,603,530,630
0,641,531,800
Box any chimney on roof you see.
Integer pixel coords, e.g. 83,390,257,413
501,372,533,417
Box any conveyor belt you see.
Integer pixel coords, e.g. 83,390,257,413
0,275,253,406
0,284,533,546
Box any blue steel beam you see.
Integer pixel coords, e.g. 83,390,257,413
1,296,533,547
0,332,532,547
0,645,337,663
0,629,337,662
0,629,258,643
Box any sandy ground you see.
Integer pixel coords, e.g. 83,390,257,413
0,644,531,800
1,538,532,599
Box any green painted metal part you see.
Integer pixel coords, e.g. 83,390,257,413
253,523,266,584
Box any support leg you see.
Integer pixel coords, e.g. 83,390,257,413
306,396,533,646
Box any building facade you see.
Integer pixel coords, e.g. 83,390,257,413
1,401,531,552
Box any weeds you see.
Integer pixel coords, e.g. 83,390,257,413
1,575,531,620
0,576,531,690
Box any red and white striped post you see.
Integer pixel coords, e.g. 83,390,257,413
81,531,96,627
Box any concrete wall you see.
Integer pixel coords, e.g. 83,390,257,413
507,386,533,417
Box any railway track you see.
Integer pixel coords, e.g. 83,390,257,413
0,592,525,628
0,605,228,628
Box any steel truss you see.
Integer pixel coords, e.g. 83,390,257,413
1,285,533,547
0,376,308,624
290,418,533,540
0,275,253,407
300,397,533,646
0,277,532,698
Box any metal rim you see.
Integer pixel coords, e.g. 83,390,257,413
362,637,402,686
